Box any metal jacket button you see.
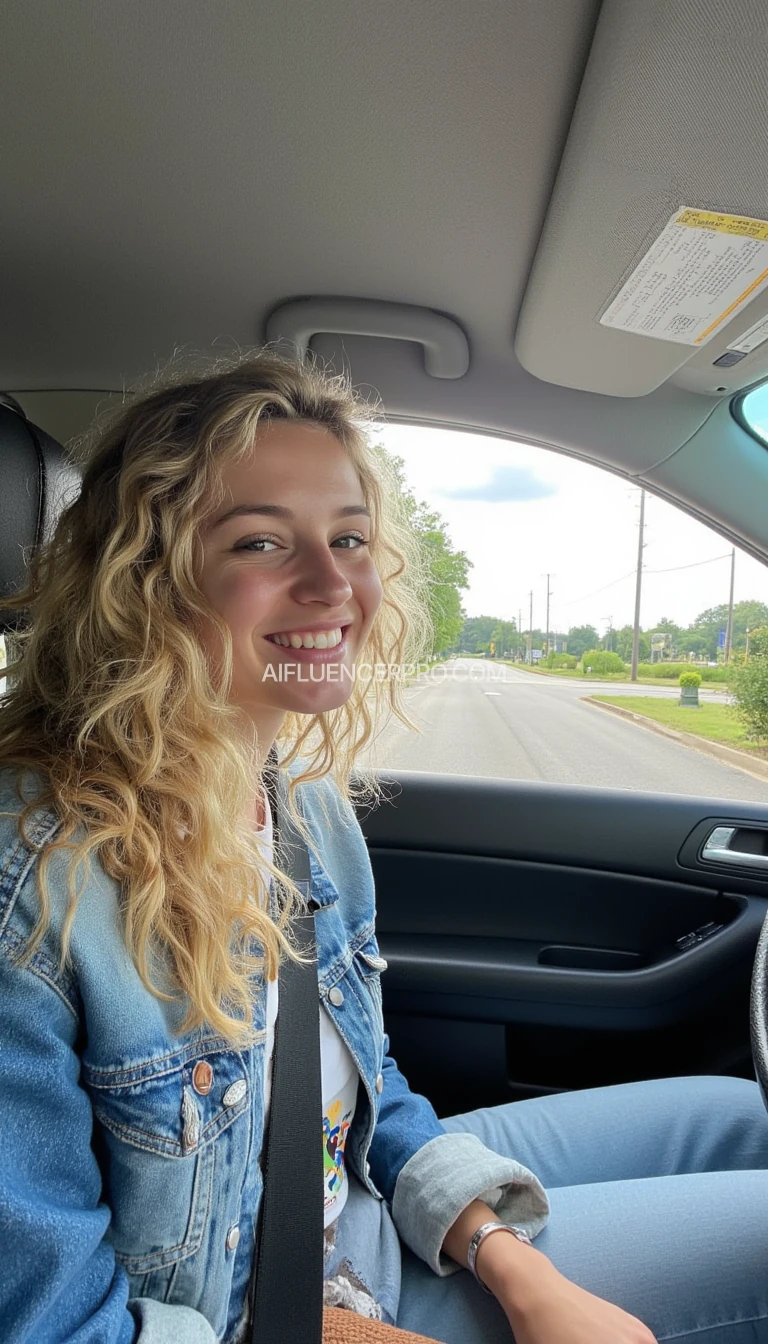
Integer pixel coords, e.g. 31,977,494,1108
375,1073,384,1093
222,1079,247,1108
192,1060,214,1095
226,1224,240,1251
329,987,344,1007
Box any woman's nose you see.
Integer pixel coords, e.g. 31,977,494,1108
291,547,354,607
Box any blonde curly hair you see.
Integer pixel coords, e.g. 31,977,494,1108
0,351,431,1044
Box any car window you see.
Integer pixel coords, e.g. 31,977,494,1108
364,425,768,806
738,380,768,447
2,435,767,808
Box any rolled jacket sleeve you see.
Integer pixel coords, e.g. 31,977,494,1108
392,1131,550,1276
366,1040,549,1276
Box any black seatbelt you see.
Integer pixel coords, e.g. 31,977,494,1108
249,763,324,1344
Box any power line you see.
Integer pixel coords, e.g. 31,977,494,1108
560,549,733,609
644,552,732,575
559,569,637,607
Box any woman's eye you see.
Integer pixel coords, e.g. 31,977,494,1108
234,536,280,553
333,532,369,549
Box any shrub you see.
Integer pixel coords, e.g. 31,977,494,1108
697,666,730,683
749,626,768,658
636,662,729,683
581,650,627,675
679,671,702,688
546,653,578,669
730,650,768,742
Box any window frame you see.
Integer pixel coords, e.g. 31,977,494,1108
731,380,768,449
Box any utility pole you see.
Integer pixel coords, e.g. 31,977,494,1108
518,608,522,661
630,489,646,682
528,590,533,665
724,548,736,663
543,573,554,658
601,615,614,652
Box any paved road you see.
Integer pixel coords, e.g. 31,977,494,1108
364,660,768,804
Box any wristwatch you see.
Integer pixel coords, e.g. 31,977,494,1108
466,1221,533,1293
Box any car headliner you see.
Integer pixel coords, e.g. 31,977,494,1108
4,0,768,561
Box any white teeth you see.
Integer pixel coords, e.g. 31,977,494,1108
269,626,344,649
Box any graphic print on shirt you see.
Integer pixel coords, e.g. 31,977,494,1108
323,1095,354,1209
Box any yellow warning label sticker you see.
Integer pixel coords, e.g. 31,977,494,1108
675,209,768,241
599,207,768,346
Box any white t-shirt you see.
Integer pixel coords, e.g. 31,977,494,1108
257,795,360,1229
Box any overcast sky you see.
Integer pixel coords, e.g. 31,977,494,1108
377,422,768,638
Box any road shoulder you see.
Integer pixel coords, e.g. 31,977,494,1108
583,695,768,784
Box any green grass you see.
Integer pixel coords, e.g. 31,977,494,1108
593,696,767,757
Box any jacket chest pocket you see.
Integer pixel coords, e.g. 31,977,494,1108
85,1045,251,1278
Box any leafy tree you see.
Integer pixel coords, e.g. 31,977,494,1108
566,625,600,661
613,625,650,663
735,602,768,646
654,616,682,636
378,448,472,657
677,630,710,659
411,503,471,654
459,615,499,654
689,601,768,660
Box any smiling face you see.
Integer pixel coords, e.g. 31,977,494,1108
195,420,383,750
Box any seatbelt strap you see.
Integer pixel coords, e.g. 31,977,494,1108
249,763,324,1344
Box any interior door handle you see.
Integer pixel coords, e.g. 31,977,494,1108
701,826,768,870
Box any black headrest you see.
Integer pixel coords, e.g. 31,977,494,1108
0,399,82,633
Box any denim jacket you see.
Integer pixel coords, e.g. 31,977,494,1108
0,766,549,1343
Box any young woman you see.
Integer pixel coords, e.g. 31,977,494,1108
1,353,767,1344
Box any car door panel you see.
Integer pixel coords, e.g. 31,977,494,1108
357,774,768,1115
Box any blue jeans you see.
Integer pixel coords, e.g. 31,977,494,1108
396,1075,768,1342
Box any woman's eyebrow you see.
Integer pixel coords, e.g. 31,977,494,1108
209,502,371,529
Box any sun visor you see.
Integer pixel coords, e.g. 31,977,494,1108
514,0,768,398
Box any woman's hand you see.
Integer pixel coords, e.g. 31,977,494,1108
443,1203,658,1344
503,1263,657,1344
480,1236,658,1344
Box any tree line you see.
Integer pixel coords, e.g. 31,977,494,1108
452,605,768,663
